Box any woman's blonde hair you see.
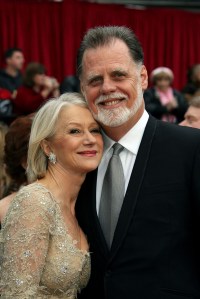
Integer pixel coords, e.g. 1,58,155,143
27,92,87,182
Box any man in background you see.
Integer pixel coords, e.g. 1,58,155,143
180,95,200,128
0,47,25,96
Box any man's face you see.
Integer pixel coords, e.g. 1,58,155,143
7,51,25,71
179,106,200,129
80,39,148,130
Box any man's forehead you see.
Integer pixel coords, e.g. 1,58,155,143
187,106,200,117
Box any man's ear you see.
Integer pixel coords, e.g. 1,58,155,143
6,57,11,65
80,82,85,96
140,65,148,91
40,139,51,157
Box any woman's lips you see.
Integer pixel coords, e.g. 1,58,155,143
78,150,97,157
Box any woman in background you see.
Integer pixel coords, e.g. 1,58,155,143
14,62,60,116
0,114,33,226
144,67,187,123
0,92,103,298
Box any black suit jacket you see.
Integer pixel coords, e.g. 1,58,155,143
76,116,200,299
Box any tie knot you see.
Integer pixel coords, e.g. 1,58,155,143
112,143,124,156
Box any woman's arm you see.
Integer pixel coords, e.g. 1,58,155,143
0,187,54,297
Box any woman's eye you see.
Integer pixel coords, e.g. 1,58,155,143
69,129,81,134
91,128,101,134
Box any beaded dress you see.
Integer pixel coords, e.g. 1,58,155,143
0,183,90,298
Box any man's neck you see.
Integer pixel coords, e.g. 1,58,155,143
5,66,18,77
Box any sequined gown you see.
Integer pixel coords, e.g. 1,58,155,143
0,183,91,298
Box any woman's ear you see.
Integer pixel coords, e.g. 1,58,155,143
40,139,51,157
21,158,27,170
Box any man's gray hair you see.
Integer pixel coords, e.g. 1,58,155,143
76,26,144,78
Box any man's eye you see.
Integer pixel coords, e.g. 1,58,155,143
187,118,194,124
89,77,102,86
69,129,81,134
114,72,125,78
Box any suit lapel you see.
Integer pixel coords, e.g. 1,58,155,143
109,116,157,261
85,170,110,258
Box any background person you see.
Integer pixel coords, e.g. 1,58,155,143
14,62,60,116
181,63,200,103
76,26,200,299
179,95,200,128
0,47,25,97
0,114,34,229
144,66,187,123
0,92,103,298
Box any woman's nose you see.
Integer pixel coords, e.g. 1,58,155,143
83,131,96,144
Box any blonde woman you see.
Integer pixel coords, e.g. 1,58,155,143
0,92,103,298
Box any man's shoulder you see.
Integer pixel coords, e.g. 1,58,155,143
0,69,22,80
0,69,8,79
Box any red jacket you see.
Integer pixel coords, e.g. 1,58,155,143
14,85,47,115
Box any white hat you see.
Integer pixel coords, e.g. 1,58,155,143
150,67,174,82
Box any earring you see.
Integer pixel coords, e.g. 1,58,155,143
48,152,56,164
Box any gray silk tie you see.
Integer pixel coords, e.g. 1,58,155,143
99,143,125,248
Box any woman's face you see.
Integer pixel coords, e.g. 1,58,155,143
33,73,45,86
49,105,103,175
155,75,171,90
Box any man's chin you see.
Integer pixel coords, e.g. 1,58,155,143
96,116,128,128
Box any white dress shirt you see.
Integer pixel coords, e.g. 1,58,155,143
96,110,149,214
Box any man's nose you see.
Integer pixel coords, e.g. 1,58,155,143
101,78,116,94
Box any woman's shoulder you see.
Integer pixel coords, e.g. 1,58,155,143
18,182,54,199
2,183,57,228
11,182,57,213
0,192,16,223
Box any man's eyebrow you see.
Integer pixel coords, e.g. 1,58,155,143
87,74,102,82
111,69,127,75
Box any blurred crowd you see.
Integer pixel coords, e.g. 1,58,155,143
0,47,80,125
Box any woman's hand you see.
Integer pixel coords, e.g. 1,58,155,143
42,76,60,98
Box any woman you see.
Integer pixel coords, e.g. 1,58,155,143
14,62,60,116
0,92,103,298
144,67,187,123
0,114,34,227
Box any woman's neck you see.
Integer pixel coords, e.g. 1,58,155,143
38,165,86,215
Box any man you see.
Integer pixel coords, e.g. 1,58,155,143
76,26,200,299
0,47,25,95
179,96,200,128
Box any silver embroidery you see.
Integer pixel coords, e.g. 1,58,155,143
0,183,91,298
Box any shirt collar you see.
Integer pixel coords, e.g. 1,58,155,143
102,110,149,155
